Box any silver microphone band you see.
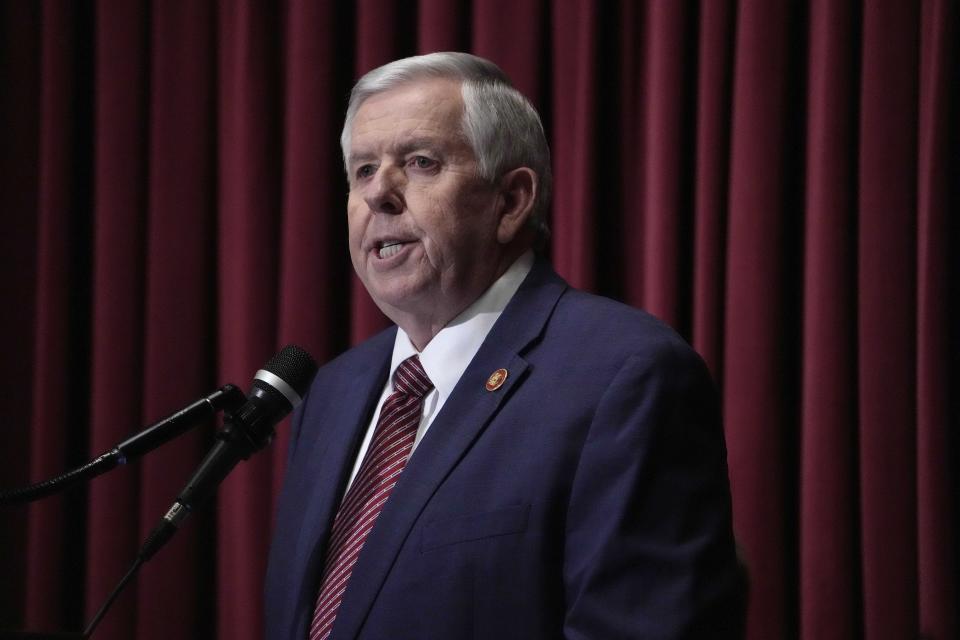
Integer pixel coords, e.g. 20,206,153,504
254,369,302,407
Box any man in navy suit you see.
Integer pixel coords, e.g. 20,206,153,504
265,52,745,639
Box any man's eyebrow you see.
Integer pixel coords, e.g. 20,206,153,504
395,137,446,155
347,151,377,167
348,136,454,167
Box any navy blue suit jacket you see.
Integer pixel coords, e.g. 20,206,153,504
264,261,744,639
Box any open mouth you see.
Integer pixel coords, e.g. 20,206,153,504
377,240,408,259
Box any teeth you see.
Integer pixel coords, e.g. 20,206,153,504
378,242,404,259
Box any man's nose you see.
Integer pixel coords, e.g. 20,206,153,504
364,166,404,214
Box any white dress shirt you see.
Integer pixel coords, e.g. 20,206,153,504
344,251,534,489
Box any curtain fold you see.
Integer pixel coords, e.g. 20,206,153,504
0,1,40,629
85,2,148,637
551,0,598,291
135,3,219,638
639,1,691,329
216,3,283,638
916,3,958,637
857,3,922,637
724,1,797,636
26,1,88,631
691,0,734,376
276,0,353,490
1,2,956,639
799,1,858,637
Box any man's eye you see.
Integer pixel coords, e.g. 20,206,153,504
356,165,376,179
409,156,437,170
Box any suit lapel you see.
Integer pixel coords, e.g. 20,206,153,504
331,261,567,639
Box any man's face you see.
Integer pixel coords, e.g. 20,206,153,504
346,78,506,335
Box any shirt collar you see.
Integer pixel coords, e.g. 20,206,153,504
390,250,534,403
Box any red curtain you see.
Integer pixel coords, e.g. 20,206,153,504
0,2,956,639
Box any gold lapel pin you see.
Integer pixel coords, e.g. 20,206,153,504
485,368,508,392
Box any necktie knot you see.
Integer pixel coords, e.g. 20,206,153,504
392,355,433,398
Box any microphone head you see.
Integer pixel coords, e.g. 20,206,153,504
237,346,318,446
262,344,318,399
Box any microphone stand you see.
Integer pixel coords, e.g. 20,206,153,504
2,345,317,638
0,384,246,638
75,394,278,639
0,385,246,506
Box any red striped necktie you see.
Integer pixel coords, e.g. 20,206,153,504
309,355,433,640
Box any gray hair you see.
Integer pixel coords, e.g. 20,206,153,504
341,52,552,244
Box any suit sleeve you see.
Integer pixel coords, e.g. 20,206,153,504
562,343,746,639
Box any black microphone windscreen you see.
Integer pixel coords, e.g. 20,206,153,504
263,345,318,398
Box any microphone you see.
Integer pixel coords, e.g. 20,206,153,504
140,345,318,560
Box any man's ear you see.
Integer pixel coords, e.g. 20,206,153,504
496,167,537,244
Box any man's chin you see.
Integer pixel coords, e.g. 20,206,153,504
365,280,430,318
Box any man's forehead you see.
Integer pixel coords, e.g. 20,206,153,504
348,79,469,156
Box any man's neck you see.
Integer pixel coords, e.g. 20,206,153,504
397,245,533,351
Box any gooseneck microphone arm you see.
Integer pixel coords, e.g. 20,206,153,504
0,384,247,506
